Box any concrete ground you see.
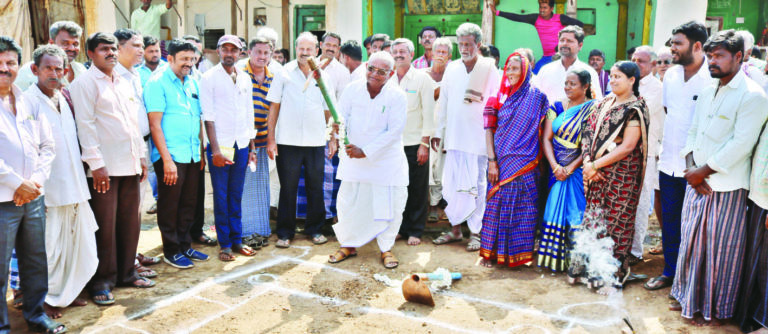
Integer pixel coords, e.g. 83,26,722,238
5,172,746,333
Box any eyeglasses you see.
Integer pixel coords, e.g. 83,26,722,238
656,59,672,65
367,65,389,76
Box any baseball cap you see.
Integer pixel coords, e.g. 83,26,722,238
217,35,243,49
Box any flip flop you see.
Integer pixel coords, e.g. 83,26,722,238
466,234,482,252
135,263,158,278
137,253,162,266
649,245,663,255
27,317,67,334
233,244,256,256
219,248,236,262
644,275,673,290
91,290,115,306
130,277,156,289
275,239,291,248
433,231,463,245
194,234,218,246
381,251,399,269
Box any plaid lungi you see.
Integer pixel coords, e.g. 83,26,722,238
241,148,271,236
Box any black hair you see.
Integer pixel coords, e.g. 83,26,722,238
275,48,289,61
488,45,500,58
86,32,117,53
588,49,605,60
363,35,373,48
32,44,68,67
143,35,159,48
382,40,392,49
0,36,22,64
479,45,490,57
612,61,641,97
322,32,342,44
559,25,585,44
181,35,201,43
340,40,362,61
418,26,442,38
567,68,593,99
248,37,271,50
166,39,197,57
626,46,637,59
541,0,555,8
114,28,140,45
671,21,708,47
238,37,246,49
703,29,744,61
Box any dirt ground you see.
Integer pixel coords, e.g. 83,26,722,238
6,173,746,333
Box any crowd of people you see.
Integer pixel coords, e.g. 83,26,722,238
2,0,768,332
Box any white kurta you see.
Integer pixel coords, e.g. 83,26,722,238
434,60,498,233
24,85,98,307
333,80,408,251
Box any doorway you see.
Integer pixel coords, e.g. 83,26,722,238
295,4,326,55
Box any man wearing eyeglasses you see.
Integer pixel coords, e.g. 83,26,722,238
328,51,408,269
266,32,335,249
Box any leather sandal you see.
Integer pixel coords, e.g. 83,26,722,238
233,244,256,256
328,248,357,263
381,251,399,269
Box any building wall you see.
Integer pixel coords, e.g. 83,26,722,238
494,0,619,67
651,0,707,48
706,0,763,38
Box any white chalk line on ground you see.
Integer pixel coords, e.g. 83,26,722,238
85,245,628,333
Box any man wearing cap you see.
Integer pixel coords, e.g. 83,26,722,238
201,36,258,261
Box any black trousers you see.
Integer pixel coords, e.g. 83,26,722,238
275,145,326,239
154,160,201,257
400,145,428,238
190,166,205,239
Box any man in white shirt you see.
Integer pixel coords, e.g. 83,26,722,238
389,38,435,246
629,45,663,264
319,32,350,100
130,0,172,39
266,32,334,248
328,51,408,269
70,33,152,304
430,23,500,252
645,21,710,292
0,36,62,334
24,44,98,316
735,30,768,93
671,30,768,326
201,35,258,260
533,25,602,103
339,41,363,75
15,21,87,91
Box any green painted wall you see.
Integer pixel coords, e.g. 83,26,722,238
373,0,395,38
626,0,646,51
707,0,763,38
493,0,619,66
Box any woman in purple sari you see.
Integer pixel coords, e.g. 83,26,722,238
479,52,549,268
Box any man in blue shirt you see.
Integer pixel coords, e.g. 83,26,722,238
144,39,209,269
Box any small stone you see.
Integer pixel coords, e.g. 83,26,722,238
421,323,427,327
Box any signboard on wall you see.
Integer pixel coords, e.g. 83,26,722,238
407,0,482,15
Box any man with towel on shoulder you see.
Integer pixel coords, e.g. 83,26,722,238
431,23,500,252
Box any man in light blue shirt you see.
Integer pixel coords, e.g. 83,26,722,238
138,35,167,88
144,39,209,269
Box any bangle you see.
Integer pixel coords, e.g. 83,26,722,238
591,161,598,171
419,142,429,147
488,157,497,162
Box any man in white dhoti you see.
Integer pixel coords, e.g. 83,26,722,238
430,23,500,252
24,45,99,317
328,51,408,269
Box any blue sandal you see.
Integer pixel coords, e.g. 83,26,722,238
91,290,115,306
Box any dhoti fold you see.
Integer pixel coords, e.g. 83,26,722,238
46,203,99,307
333,182,407,252
441,150,487,234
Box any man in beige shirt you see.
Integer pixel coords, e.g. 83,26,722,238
389,38,436,246
70,32,152,305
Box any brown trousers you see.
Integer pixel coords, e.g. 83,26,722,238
87,175,141,292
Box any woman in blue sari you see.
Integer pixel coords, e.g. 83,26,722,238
537,69,595,272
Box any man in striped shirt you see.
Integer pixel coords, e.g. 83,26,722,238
412,26,441,69
240,37,274,243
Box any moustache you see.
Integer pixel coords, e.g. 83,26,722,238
708,65,721,71
395,56,404,60
181,65,192,71
0,72,11,77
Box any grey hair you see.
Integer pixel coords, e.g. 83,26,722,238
514,48,535,64
391,38,414,53
432,37,453,53
736,30,755,52
295,32,318,48
33,44,68,67
368,51,395,71
256,27,279,48
456,23,482,44
656,46,672,57
634,45,657,61
49,21,83,40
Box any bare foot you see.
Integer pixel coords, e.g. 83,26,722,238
71,297,88,307
395,234,403,241
44,303,62,319
407,236,421,246
690,314,706,327
708,318,724,327
478,258,494,268
597,285,619,295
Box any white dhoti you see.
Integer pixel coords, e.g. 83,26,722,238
632,155,656,258
268,157,280,207
333,182,408,252
441,150,487,234
45,203,99,307
429,143,447,206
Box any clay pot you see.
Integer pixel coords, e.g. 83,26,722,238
402,274,434,306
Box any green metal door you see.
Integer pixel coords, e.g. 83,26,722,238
294,5,326,43
403,14,482,60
